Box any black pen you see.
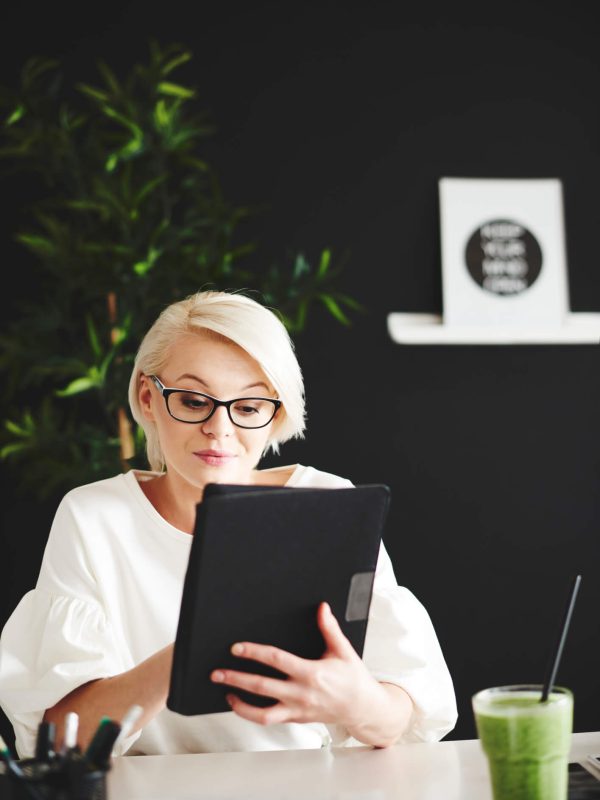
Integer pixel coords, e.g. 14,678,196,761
83,717,121,772
34,720,56,764
0,734,45,800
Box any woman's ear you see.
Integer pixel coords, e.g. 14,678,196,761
138,375,156,422
266,406,282,449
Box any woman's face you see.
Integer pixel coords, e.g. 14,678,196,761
139,331,278,489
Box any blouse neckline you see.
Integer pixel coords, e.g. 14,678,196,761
122,464,307,542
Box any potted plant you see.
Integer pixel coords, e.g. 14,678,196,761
0,40,361,498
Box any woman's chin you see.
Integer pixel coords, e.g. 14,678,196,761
192,459,245,485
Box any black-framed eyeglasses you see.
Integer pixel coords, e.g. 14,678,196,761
148,375,282,429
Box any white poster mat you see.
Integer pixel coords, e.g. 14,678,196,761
439,178,569,327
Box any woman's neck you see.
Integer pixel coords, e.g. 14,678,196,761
139,473,199,534
138,464,298,534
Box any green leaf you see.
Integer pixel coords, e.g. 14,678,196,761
318,293,351,325
65,200,110,219
21,57,59,89
117,137,144,160
55,377,98,397
60,109,86,131
335,293,365,312
148,218,169,246
100,105,142,137
16,233,55,255
105,153,118,172
165,126,207,149
0,442,27,459
133,261,148,275
5,419,28,437
157,81,195,99
98,349,116,382
76,82,110,103
294,298,309,331
161,51,192,76
86,315,103,358
181,156,208,172
97,60,122,95
91,181,130,218
5,105,25,126
133,175,166,208
293,254,311,280
225,242,256,261
36,213,66,240
154,99,171,128
317,249,331,279
133,246,161,276
0,143,34,158
110,243,135,255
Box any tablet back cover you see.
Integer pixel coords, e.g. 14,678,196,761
167,483,390,716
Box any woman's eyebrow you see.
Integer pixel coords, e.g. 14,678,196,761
175,373,208,386
174,373,270,392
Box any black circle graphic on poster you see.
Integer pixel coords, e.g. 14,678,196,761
465,219,543,296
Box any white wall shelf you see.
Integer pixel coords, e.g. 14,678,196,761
387,312,600,344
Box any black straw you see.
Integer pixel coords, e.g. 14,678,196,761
540,574,581,702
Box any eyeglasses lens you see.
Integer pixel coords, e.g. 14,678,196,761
167,392,276,427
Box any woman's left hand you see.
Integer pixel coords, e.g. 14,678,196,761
210,601,407,741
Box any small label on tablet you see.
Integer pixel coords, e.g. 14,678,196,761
345,571,375,622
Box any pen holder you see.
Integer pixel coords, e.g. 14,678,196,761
0,759,107,800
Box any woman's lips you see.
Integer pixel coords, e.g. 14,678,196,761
194,450,237,467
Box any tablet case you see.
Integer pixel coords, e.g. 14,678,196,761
167,482,390,716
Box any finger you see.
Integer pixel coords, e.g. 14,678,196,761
225,694,292,726
317,602,357,659
210,668,295,702
229,641,310,680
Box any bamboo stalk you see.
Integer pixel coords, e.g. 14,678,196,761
118,407,135,461
107,291,135,464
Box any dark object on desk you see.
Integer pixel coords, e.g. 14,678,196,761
167,482,390,716
33,723,55,766
569,762,600,799
0,760,106,800
0,714,116,800
82,718,121,773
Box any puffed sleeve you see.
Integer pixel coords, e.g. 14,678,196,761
325,541,457,748
0,493,136,758
362,543,458,742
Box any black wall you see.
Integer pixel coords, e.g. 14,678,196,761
2,0,600,748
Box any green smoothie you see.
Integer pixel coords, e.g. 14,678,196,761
472,685,573,800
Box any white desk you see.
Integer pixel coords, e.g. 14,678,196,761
107,731,600,799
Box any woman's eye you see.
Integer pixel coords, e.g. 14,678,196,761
234,403,260,415
182,396,209,410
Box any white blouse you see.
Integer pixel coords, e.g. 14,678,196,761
0,465,457,757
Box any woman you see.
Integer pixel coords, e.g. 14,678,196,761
0,290,457,757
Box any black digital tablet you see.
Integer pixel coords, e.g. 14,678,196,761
167,481,390,716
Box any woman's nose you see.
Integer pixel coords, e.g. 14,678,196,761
200,405,235,437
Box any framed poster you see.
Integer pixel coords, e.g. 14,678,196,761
438,178,569,327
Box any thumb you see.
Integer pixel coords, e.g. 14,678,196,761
317,602,356,659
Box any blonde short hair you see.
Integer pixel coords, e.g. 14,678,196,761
128,291,306,471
